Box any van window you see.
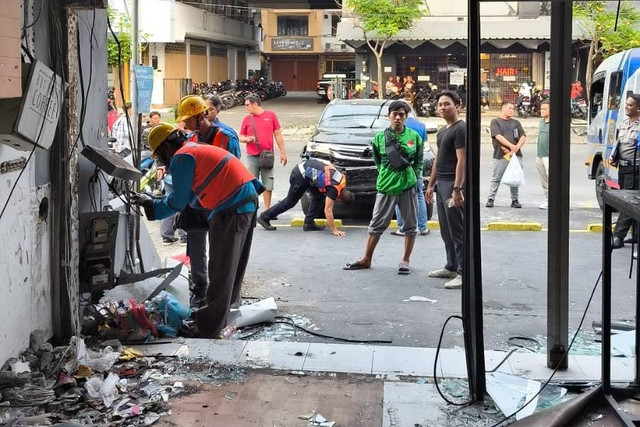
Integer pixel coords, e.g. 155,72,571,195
589,78,605,120
608,71,623,110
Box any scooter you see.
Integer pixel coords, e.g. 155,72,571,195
571,97,588,119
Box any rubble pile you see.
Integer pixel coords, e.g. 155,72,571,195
0,331,195,426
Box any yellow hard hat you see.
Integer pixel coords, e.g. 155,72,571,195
148,122,177,152
176,95,207,122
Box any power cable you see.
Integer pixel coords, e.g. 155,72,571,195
270,316,392,344
489,270,602,426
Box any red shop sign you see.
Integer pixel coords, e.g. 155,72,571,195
495,67,518,76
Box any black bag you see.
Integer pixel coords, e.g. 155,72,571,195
174,206,210,232
251,116,274,170
384,129,411,171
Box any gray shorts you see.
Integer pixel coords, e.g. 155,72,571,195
368,188,418,236
245,155,274,191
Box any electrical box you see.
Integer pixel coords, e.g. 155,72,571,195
79,211,121,294
0,0,20,99
0,60,63,151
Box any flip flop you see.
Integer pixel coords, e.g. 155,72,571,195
390,230,405,236
343,260,370,270
398,263,412,275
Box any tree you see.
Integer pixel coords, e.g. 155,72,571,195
345,0,424,98
107,7,132,67
574,1,640,91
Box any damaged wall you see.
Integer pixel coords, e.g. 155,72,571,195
0,0,54,365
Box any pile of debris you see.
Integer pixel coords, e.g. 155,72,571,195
0,330,192,426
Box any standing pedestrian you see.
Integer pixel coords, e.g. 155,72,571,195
426,91,466,289
536,101,550,210
135,123,264,338
486,101,526,208
176,95,242,306
239,93,288,210
392,98,429,237
111,102,133,162
609,94,640,249
344,101,423,275
204,95,239,143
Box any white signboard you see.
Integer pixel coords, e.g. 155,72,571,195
503,76,517,82
384,66,392,72
450,70,466,86
417,75,431,82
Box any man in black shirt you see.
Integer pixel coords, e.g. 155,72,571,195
426,91,466,289
486,101,527,208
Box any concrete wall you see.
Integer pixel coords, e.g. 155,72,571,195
0,0,52,365
261,9,324,54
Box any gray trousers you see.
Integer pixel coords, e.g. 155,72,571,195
161,215,186,239
488,157,522,201
187,231,208,296
436,180,464,275
368,187,417,236
196,210,256,338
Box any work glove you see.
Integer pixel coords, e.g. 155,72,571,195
130,192,156,221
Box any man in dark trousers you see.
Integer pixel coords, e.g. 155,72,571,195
426,91,466,290
135,123,264,338
176,95,242,307
256,158,353,236
486,101,526,208
610,94,640,249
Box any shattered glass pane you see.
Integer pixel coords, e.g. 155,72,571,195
486,372,567,420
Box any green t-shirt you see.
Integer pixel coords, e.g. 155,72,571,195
537,119,549,157
371,126,423,196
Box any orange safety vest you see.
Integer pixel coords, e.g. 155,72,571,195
177,142,254,210
300,159,346,198
188,128,230,152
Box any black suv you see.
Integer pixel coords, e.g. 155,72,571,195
301,99,437,217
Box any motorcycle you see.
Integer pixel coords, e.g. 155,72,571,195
571,97,588,119
514,83,532,118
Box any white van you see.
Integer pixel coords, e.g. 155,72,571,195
586,48,640,208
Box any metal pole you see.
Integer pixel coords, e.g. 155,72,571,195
602,201,612,392
131,0,139,134
464,0,486,401
130,0,141,272
547,0,572,370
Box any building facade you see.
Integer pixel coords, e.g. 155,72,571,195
338,1,591,106
111,0,261,106
261,8,355,91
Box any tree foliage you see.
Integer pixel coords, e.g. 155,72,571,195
574,1,640,89
107,6,132,67
346,0,424,98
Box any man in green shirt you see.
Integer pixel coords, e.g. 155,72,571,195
344,100,424,274
536,101,550,210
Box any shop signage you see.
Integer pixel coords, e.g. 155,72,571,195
496,67,518,76
417,75,430,81
503,76,517,82
271,37,313,51
134,65,154,114
499,54,518,59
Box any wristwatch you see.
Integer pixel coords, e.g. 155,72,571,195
453,186,462,192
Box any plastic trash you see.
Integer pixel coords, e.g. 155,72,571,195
227,297,277,328
84,373,120,407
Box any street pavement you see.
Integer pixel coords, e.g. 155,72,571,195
147,92,620,351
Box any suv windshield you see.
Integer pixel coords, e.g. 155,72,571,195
319,104,392,129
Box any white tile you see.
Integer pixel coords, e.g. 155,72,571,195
574,354,637,382
304,343,375,374
382,382,445,427
183,338,247,365
484,350,515,375
238,341,310,370
508,352,586,381
372,346,436,376
572,355,601,381
434,348,468,378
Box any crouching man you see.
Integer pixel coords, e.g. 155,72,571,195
257,157,353,236
133,123,264,338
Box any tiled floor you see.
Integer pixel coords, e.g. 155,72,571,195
178,338,628,382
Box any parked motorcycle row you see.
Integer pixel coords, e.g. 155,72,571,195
190,78,287,110
513,82,588,119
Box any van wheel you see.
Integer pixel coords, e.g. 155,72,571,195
595,161,607,210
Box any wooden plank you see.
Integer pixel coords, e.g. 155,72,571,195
0,0,20,98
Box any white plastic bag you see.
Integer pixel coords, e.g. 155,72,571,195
501,155,525,187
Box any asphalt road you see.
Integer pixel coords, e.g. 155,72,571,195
148,92,620,351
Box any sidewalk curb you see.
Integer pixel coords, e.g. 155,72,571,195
291,218,343,227
487,222,543,231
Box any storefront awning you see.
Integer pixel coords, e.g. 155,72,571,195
337,16,590,47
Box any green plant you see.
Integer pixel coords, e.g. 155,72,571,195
107,7,132,67
345,0,424,98
574,1,640,91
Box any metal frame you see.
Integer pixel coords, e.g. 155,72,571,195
464,0,574,400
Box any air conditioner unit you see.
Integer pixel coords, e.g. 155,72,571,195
0,60,63,151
